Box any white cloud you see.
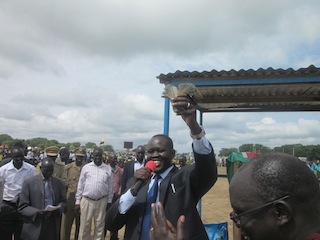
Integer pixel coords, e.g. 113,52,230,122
1,0,320,153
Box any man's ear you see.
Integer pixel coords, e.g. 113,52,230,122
172,149,176,158
274,201,292,226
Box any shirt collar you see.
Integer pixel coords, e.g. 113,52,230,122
8,159,26,170
134,159,145,165
154,165,174,180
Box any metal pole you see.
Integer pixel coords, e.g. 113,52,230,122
197,111,203,216
163,98,170,136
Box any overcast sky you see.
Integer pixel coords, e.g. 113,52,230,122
1,0,320,154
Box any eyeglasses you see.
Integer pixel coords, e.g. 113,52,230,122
230,195,290,225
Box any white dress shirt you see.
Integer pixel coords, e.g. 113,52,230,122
134,158,145,172
75,162,113,204
0,161,36,202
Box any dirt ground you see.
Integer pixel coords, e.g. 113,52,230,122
201,167,234,240
73,166,234,240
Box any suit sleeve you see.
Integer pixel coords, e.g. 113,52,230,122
120,164,129,194
190,141,217,199
56,178,67,213
18,179,39,222
105,198,127,231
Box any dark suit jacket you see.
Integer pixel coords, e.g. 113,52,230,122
106,147,217,240
18,174,67,240
121,159,140,194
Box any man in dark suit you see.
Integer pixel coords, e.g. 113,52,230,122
18,158,67,240
106,94,217,240
121,145,145,194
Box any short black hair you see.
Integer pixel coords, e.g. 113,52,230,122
12,141,27,150
149,134,174,149
250,152,320,205
93,147,103,155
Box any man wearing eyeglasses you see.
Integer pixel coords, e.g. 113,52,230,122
229,152,320,240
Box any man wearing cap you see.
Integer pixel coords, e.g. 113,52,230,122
61,148,86,240
36,146,68,179
53,147,69,179
36,146,59,174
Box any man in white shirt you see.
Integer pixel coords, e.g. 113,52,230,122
75,147,113,240
121,145,146,194
0,144,36,240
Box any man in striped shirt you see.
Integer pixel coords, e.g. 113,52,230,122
75,147,113,240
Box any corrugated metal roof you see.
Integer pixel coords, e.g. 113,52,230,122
157,65,320,112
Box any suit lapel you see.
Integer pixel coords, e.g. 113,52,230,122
51,177,56,204
35,174,45,209
159,166,178,204
130,161,135,176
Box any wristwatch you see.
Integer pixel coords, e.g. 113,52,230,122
190,127,206,140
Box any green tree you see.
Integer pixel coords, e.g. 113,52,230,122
307,145,320,161
0,134,13,145
219,147,238,157
26,138,49,149
3,138,25,149
65,142,81,150
274,144,304,156
239,144,254,152
86,142,97,149
254,144,271,153
100,145,114,152
239,143,271,153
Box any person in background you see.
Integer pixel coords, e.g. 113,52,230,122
121,145,145,194
36,146,59,174
26,147,34,162
104,155,123,240
75,147,113,240
178,155,187,168
315,160,320,179
307,160,315,172
0,145,36,240
0,142,34,167
53,147,69,179
0,148,3,161
61,147,86,240
18,158,66,240
229,152,320,240
0,176,3,208
69,151,75,164
39,151,45,161
105,94,217,240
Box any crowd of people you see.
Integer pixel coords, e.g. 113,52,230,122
1,94,320,240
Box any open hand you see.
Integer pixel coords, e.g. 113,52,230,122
150,202,185,240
